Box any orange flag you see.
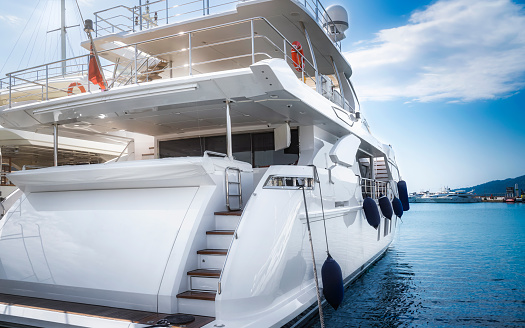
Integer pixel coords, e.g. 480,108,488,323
88,46,106,90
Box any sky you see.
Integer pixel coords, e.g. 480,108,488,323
0,0,524,192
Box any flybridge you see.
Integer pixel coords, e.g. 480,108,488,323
0,0,355,113
93,0,345,46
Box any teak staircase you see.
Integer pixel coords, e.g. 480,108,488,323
176,210,242,317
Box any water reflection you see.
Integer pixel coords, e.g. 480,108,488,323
310,203,525,327
310,246,420,327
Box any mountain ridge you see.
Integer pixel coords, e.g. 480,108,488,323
455,174,525,195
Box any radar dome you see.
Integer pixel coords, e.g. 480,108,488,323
323,5,349,42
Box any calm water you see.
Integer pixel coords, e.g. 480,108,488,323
311,203,525,327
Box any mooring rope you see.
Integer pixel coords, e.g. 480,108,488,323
311,165,330,256
300,184,325,328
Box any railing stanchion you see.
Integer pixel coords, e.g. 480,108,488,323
87,55,91,92
133,8,135,32
95,15,98,37
53,123,59,167
166,0,169,24
45,65,49,100
283,39,287,61
139,0,143,31
8,74,11,108
251,20,255,64
188,33,192,75
135,45,138,84
315,0,319,22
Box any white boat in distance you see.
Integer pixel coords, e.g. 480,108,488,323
409,189,481,203
0,1,408,327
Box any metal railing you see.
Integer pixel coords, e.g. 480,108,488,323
225,167,242,211
361,178,388,199
2,15,350,110
92,0,343,50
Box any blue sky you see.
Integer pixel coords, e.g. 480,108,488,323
0,0,524,192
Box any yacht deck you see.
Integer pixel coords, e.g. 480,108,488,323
0,293,214,327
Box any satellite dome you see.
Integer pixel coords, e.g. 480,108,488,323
323,5,349,42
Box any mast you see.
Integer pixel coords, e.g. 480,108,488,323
61,0,66,75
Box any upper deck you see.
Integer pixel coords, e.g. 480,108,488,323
0,0,354,111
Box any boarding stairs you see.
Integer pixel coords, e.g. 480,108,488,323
176,210,242,317
374,157,389,182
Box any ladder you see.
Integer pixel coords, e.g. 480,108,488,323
225,167,242,211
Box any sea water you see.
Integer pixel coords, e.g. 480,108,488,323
311,203,525,327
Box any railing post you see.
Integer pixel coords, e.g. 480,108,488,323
283,39,287,61
133,8,135,32
95,14,98,37
206,0,210,15
188,33,192,75
225,100,232,159
251,20,255,64
315,0,318,22
8,74,11,108
87,55,91,92
139,0,143,31
135,44,138,84
166,0,169,24
53,123,58,167
45,65,49,100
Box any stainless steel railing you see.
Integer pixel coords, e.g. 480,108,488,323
92,0,342,51
1,16,350,111
361,178,388,199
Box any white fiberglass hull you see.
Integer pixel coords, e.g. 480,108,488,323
0,157,398,328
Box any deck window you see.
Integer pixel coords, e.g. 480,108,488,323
159,130,298,167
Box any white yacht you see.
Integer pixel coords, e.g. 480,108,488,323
410,188,480,203
0,1,408,327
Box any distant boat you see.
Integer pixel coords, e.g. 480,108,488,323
409,189,481,203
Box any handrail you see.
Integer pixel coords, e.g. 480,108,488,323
3,16,348,110
225,166,242,211
114,140,134,163
361,178,388,199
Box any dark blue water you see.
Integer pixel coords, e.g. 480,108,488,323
312,203,525,327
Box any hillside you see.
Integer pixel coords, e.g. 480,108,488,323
457,175,525,196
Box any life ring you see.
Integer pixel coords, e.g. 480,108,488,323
67,82,86,96
291,41,305,72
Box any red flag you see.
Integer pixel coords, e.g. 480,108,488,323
88,46,105,90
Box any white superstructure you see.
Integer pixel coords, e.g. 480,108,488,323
0,1,405,327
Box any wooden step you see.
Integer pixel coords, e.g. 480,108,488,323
176,291,216,301
197,249,228,256
214,210,242,216
206,230,235,236
187,269,221,277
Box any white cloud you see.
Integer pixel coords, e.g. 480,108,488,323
345,0,525,103
0,15,22,25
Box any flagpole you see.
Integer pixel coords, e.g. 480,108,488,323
84,19,108,90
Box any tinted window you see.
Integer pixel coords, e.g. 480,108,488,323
159,130,299,167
